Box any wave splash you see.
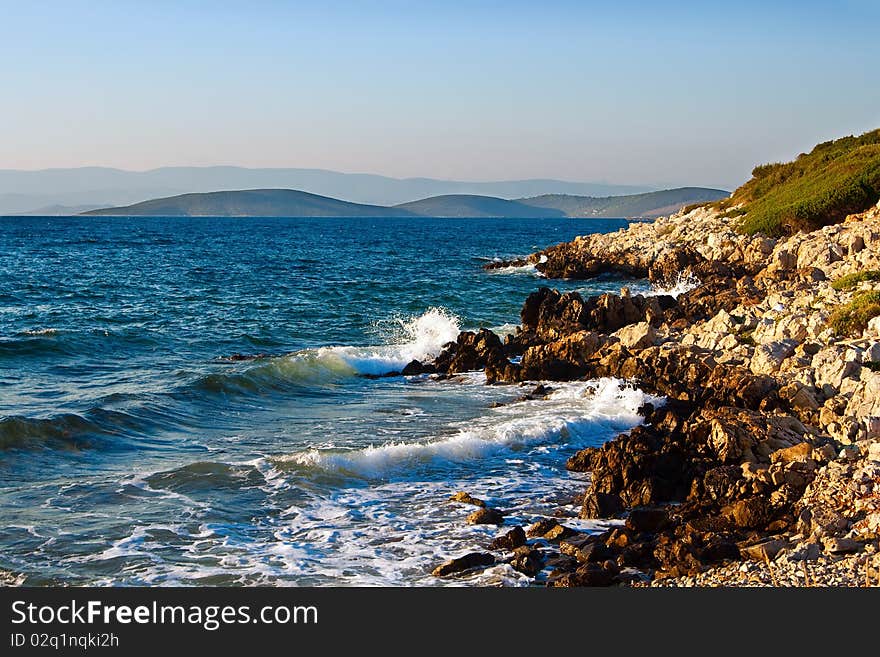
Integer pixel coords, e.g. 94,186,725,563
294,306,460,377
278,378,661,479
647,271,700,298
197,308,461,393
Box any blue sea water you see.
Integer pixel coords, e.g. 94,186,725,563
0,215,657,586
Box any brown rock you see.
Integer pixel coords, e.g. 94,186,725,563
722,497,773,530
581,491,624,519
740,538,789,561
510,546,544,576
488,526,527,551
466,507,504,525
822,536,862,554
770,442,813,464
542,524,577,541
526,518,560,537
566,447,597,472
431,552,495,577
625,507,669,533
449,491,486,507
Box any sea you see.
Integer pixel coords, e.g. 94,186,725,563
0,215,664,586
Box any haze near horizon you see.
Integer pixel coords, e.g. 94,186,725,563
1,1,879,191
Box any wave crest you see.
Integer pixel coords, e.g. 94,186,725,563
275,378,661,479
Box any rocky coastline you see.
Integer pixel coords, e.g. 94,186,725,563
425,200,880,586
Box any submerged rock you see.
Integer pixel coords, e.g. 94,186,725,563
431,552,495,577
449,491,486,507
488,526,527,551
466,507,505,525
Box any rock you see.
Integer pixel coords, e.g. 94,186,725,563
750,340,797,375
520,519,577,541
625,507,669,533
722,497,773,530
432,552,495,577
449,491,486,507
566,447,596,472
401,359,436,375
786,542,821,562
466,508,504,525
558,533,600,557
581,491,624,519
572,563,617,587
770,442,813,464
612,321,657,350
488,526,527,551
542,524,577,541
822,536,862,554
573,542,613,564
433,329,506,375
740,538,789,561
509,546,544,576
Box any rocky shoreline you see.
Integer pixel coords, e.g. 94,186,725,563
425,200,880,586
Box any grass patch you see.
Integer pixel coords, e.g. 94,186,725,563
716,129,880,237
827,290,880,336
832,270,880,291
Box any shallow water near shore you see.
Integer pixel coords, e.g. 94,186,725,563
0,215,656,585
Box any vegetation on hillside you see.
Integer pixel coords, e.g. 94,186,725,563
719,129,880,236
827,290,880,336
831,270,880,291
520,187,728,218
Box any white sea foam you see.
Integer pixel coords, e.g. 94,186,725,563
246,308,461,382
647,271,700,298
20,328,59,336
485,255,545,277
282,378,660,479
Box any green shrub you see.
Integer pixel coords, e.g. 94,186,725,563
717,129,880,237
831,270,880,291
827,290,880,336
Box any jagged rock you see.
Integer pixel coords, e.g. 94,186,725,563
466,507,504,525
542,524,577,541
626,507,669,533
432,552,495,577
581,491,624,519
509,546,544,576
433,329,506,375
402,359,437,375
612,321,657,350
740,538,789,561
822,536,862,554
566,447,597,472
449,491,486,507
525,519,575,539
722,497,773,530
488,526,526,551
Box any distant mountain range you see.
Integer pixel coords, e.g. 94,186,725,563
0,166,656,215
83,187,729,218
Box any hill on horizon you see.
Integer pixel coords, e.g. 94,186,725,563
394,194,565,218
82,186,728,218
83,189,415,218
519,187,729,218
0,166,656,215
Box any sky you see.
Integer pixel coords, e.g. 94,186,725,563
1,0,879,189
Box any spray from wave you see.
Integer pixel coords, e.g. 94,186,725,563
197,308,461,393
277,378,662,479
647,271,700,298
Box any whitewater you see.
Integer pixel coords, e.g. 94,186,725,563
0,215,652,585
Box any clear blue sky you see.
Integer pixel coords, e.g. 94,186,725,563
1,0,878,189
